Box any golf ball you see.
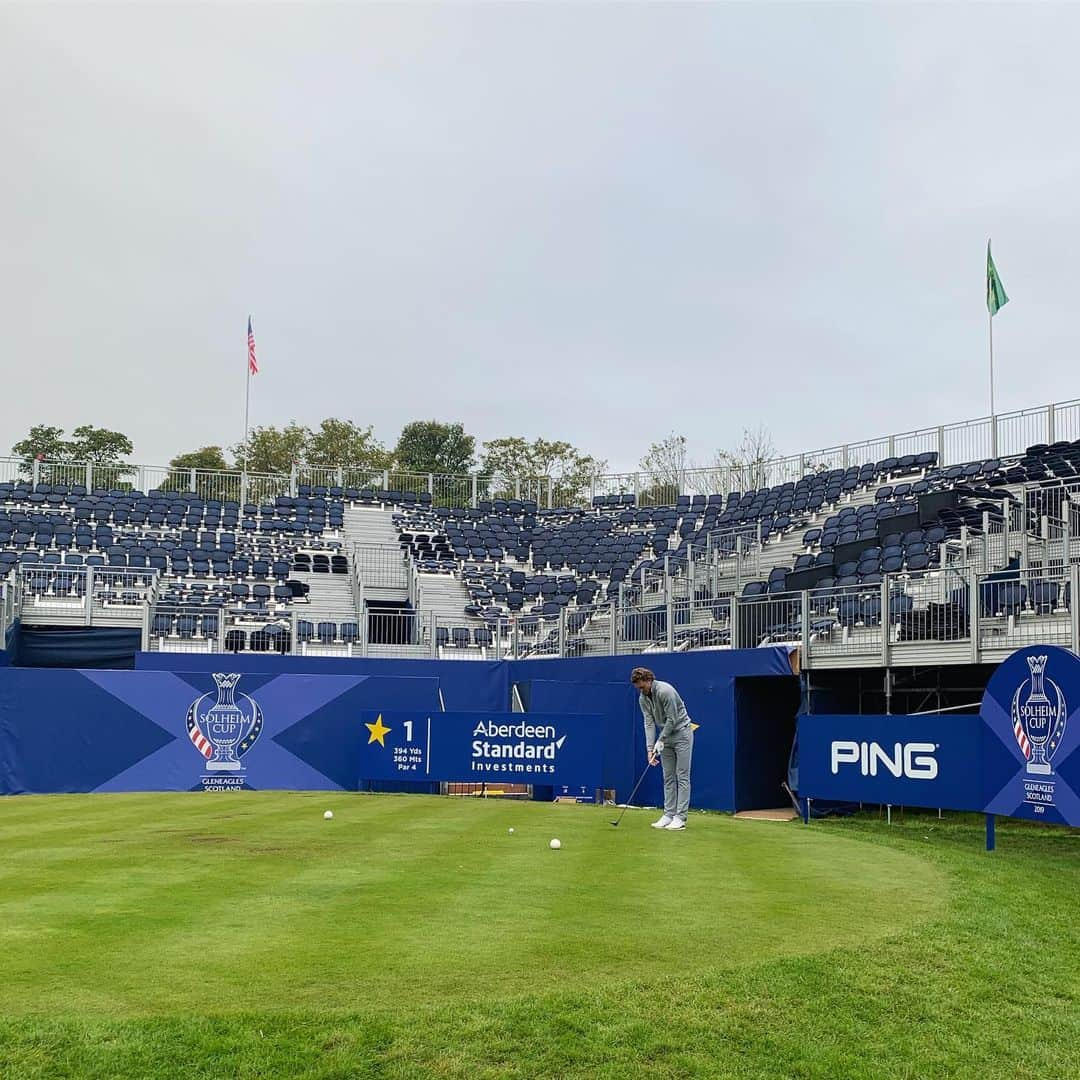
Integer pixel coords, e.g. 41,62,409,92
324,810,334,820
549,838,561,850
508,827,515,834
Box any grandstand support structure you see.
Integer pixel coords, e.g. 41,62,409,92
125,559,1080,667
5,408,1080,672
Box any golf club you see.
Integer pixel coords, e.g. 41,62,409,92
609,760,654,826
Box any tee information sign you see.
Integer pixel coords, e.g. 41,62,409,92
356,711,603,792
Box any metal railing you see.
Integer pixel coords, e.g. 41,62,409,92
223,612,297,655
976,565,1075,653
363,609,424,658
6,396,1077,511
801,580,885,661
0,575,20,648
133,559,1080,663
351,544,410,590
430,613,504,660
144,603,225,653
18,565,158,626
732,590,804,650
20,566,91,622
668,592,733,652
590,398,1080,505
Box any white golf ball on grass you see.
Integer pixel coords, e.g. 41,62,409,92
508,827,515,834
324,810,334,820
549,838,561,850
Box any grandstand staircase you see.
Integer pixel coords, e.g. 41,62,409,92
342,504,410,603
417,572,475,631
291,570,359,632
344,504,401,549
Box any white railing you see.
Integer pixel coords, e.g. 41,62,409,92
5,396,1077,511
976,565,1075,653
144,603,225,653
590,404,1076,505
18,565,158,627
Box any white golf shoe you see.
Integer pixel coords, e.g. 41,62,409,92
664,816,686,831
651,814,673,829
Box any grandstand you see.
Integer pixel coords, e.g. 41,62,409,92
1,398,1079,674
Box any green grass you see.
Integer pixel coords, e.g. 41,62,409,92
0,794,1075,1079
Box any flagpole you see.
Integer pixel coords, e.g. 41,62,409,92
244,328,251,464
989,307,998,458
986,238,1001,460
243,317,252,505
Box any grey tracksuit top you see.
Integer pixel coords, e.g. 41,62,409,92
639,680,693,749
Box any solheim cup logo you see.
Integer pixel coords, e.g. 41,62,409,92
1011,655,1068,776
187,673,263,772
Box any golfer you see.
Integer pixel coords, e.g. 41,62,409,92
631,667,693,830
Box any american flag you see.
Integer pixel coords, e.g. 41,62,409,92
1013,711,1031,760
187,709,213,760
247,317,259,376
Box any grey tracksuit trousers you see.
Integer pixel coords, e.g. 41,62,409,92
659,726,694,818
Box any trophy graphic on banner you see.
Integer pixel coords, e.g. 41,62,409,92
200,673,255,771
1019,655,1060,775
186,673,264,779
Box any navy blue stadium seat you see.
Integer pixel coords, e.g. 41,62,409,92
1030,580,1059,614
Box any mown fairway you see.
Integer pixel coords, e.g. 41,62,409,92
0,793,1075,1078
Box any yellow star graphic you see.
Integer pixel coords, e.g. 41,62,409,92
365,714,392,747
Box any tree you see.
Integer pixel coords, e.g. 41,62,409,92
169,447,231,472
11,423,133,483
480,437,606,506
231,423,310,476
306,419,390,472
712,424,777,492
394,421,476,476
67,425,133,465
637,433,687,505
159,446,232,495
12,425,69,475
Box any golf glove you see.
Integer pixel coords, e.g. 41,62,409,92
653,739,664,754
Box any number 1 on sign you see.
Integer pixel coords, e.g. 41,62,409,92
404,720,413,742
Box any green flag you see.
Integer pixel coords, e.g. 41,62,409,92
986,241,1009,316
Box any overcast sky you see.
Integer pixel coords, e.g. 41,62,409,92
2,1,1078,475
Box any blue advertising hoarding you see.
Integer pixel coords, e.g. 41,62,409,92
980,645,1080,826
796,646,1080,828
797,712,984,811
356,711,603,794
0,669,440,794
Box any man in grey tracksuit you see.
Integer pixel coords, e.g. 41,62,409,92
631,666,693,830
